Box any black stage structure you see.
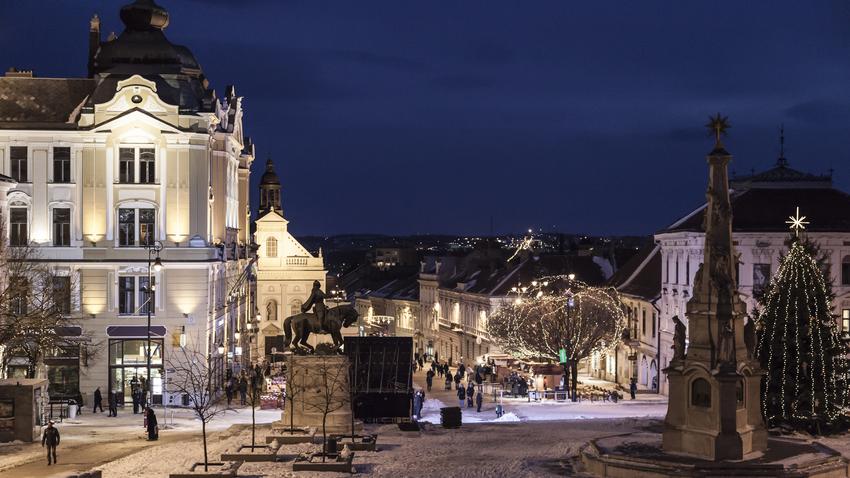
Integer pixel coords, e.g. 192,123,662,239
344,336,413,422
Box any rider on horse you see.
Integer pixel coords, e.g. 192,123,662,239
301,280,327,330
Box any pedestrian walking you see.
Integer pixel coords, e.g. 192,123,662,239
444,373,452,390
108,390,118,417
42,421,60,465
412,390,423,421
145,406,159,440
425,369,434,392
466,382,475,408
476,389,483,412
457,385,466,409
225,378,234,406
93,387,104,413
130,375,140,414
454,371,462,390
239,375,248,405
629,379,637,400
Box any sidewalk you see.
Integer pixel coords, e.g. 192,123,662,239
0,403,281,478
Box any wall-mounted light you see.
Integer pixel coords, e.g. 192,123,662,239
179,325,187,348
234,331,241,341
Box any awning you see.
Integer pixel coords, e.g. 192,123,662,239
56,326,82,337
106,325,167,338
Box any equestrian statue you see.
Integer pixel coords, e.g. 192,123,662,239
283,281,358,354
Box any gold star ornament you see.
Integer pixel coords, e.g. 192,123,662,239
785,206,810,236
705,113,730,144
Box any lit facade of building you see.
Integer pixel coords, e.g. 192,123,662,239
0,1,255,404
253,160,326,355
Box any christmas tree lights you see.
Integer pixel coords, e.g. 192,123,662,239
755,222,850,433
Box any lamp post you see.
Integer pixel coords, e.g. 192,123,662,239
143,240,163,406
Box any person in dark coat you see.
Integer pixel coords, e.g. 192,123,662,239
225,378,234,406
425,369,434,392
458,363,466,379
457,385,466,408
412,390,423,421
239,375,248,405
629,379,637,400
466,383,475,408
454,372,462,390
42,421,60,465
145,406,158,440
130,376,140,414
476,389,483,412
108,390,118,417
444,373,452,390
93,387,103,413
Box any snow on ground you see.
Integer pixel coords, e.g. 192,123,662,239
0,405,281,475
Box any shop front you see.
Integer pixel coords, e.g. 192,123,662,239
106,325,167,406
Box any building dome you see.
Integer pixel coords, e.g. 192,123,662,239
259,159,282,214
88,0,214,111
120,0,170,31
260,158,281,186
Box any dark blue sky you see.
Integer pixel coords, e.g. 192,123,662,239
3,1,850,236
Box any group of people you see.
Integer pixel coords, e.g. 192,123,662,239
456,380,483,412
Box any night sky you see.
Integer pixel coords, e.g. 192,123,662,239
2,1,850,236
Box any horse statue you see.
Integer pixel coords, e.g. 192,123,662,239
282,304,358,354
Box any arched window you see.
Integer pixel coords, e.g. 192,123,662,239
266,237,278,257
691,378,711,408
842,255,850,286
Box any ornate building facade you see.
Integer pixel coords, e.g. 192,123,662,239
0,1,255,404
253,160,326,356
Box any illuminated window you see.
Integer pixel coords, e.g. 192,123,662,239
843,309,850,332
119,276,156,316
266,237,278,257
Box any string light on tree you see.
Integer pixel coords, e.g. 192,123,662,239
754,207,850,433
488,275,626,402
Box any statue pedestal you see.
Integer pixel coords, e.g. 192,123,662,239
663,360,767,460
282,355,361,435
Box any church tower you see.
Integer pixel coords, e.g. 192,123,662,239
662,115,767,460
259,158,282,214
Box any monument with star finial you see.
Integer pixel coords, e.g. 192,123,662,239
662,114,767,460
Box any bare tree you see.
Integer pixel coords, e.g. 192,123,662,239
300,356,350,461
284,361,305,435
167,342,225,471
488,276,626,401
0,224,100,381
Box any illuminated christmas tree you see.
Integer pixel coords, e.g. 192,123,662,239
755,210,850,432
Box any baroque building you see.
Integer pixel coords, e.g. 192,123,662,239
253,159,326,356
0,1,255,405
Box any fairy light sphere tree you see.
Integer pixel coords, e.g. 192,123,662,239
488,275,626,401
755,210,850,433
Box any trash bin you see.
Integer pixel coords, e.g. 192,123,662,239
68,401,78,419
326,437,338,454
440,406,462,428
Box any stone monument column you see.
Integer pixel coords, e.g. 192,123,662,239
662,115,767,460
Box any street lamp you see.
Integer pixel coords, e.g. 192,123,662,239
218,343,225,355
143,240,163,407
